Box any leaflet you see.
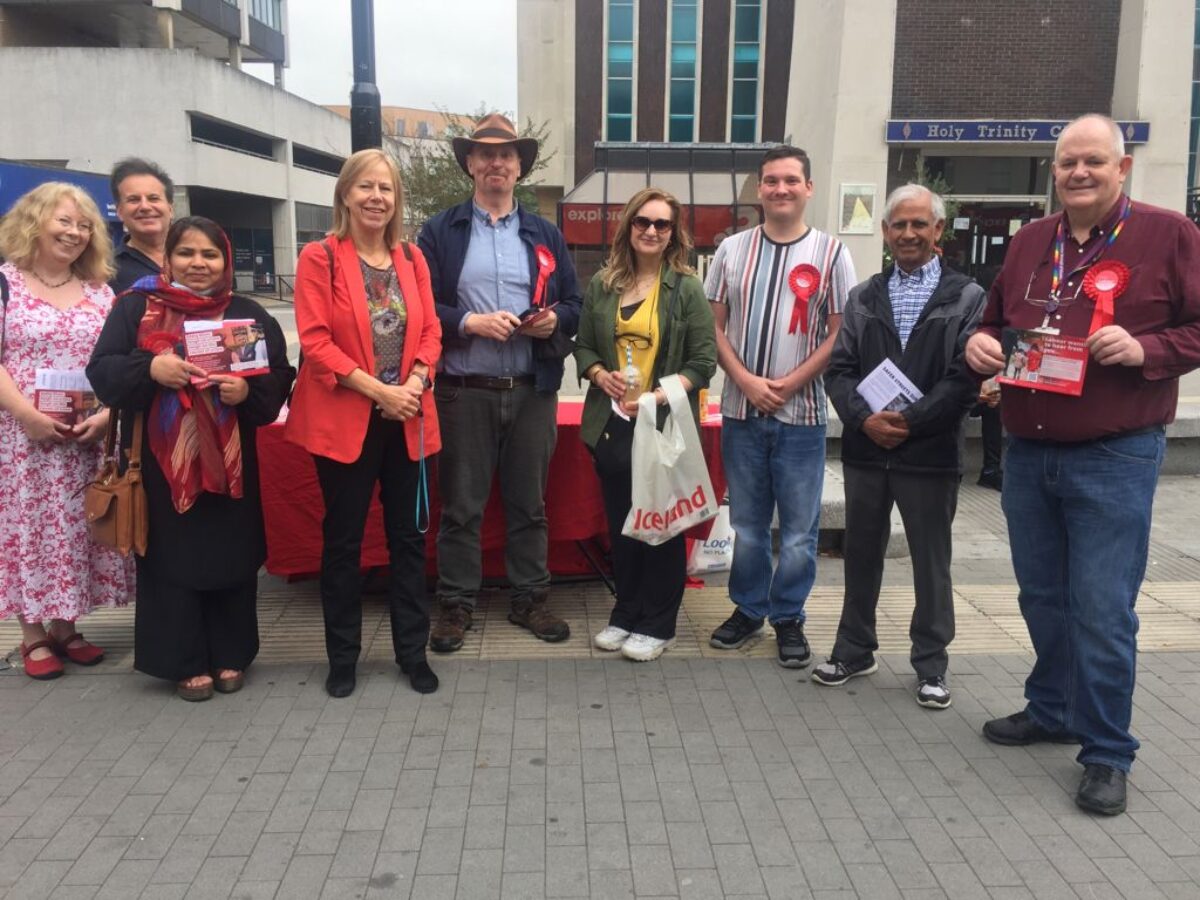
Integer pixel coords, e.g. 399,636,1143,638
995,329,1088,397
34,369,99,425
182,318,269,385
855,358,924,413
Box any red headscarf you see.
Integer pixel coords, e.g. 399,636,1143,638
133,230,243,514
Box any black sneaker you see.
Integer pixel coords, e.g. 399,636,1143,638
810,655,878,686
773,619,811,668
709,609,764,649
916,676,952,709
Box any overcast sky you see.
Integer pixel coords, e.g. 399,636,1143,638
250,0,518,113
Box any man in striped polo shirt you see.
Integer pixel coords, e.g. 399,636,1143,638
705,145,856,667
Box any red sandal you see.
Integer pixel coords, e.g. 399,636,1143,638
20,640,64,680
48,631,105,666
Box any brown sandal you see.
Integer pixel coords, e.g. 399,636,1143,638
177,676,214,702
212,670,244,694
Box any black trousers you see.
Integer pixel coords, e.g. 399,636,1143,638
833,464,958,679
980,404,1003,473
592,414,687,640
134,562,259,681
313,411,430,669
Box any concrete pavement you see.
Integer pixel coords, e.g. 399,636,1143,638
3,478,1200,897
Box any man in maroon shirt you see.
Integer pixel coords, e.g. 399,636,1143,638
966,114,1200,816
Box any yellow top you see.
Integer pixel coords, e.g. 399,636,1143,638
614,279,661,393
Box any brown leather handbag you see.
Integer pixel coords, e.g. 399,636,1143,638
84,410,148,557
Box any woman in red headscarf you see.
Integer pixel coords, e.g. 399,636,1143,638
88,216,295,701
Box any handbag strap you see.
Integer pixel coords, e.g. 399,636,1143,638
104,408,145,467
0,270,9,364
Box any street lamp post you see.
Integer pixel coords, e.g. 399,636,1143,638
349,0,382,151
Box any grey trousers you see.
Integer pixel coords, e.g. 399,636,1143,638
434,382,557,608
833,464,959,679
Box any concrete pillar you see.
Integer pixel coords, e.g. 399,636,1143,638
784,0,895,278
271,198,298,293
155,9,174,49
228,37,242,69
173,187,191,219
1111,0,1192,211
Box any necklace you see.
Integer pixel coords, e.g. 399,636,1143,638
357,248,391,269
29,268,74,289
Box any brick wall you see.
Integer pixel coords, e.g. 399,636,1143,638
892,0,1121,118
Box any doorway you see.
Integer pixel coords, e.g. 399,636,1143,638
941,199,1045,290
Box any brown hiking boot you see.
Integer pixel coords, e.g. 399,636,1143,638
508,590,570,642
430,604,472,653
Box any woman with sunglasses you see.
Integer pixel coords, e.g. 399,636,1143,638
575,187,717,661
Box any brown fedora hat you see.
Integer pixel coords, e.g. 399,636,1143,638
452,112,539,180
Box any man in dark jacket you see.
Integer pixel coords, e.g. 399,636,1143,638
417,113,582,653
816,184,984,709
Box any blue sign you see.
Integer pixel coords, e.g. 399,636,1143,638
885,120,1150,145
0,160,119,220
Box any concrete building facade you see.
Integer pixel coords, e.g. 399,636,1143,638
0,0,347,291
520,0,1195,280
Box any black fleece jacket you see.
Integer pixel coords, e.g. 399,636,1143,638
826,265,985,473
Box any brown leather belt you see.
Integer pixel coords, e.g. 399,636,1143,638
438,374,535,390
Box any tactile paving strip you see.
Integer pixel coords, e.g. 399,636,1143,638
5,580,1200,674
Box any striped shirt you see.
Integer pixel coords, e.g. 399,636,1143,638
705,226,855,425
889,255,941,349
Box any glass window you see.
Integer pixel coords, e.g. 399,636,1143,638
607,0,636,141
730,0,761,142
608,116,633,142
668,0,697,143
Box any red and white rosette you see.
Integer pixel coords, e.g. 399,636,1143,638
787,264,821,335
1083,260,1130,334
532,244,556,307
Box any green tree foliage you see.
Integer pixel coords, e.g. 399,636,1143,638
393,105,555,235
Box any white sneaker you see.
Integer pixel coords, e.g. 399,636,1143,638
620,633,675,662
593,626,631,651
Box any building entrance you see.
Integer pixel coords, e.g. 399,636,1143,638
942,198,1045,289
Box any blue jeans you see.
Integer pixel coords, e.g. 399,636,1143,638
1002,430,1165,773
722,417,825,623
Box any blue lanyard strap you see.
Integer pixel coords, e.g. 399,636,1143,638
415,412,430,534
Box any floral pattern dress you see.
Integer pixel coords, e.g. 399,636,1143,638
0,263,134,621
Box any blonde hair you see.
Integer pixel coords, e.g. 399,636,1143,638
600,187,694,293
0,182,115,283
330,149,406,246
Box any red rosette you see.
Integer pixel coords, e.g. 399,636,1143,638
532,244,556,308
1083,260,1130,334
787,264,821,335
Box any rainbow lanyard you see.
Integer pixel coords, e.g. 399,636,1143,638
1050,196,1132,299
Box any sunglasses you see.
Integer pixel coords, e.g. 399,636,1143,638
631,216,674,233
614,330,653,350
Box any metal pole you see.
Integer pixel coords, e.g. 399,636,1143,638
349,0,381,151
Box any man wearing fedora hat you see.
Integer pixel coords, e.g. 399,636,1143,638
418,112,582,652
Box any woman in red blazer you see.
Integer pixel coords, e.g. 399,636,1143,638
286,148,442,699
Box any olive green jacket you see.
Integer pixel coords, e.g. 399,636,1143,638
574,265,718,449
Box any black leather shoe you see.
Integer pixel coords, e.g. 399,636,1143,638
982,711,1078,746
401,660,439,694
1076,764,1126,815
325,665,356,699
977,469,1003,491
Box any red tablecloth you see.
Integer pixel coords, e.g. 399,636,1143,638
258,400,725,579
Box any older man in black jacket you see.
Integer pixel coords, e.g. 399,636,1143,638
816,184,985,709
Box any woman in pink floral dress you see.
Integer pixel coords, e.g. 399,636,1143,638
0,183,134,679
